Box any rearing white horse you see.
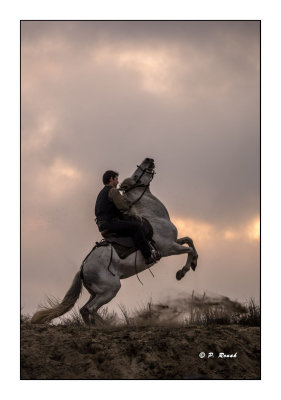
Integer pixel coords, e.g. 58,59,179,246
31,158,198,324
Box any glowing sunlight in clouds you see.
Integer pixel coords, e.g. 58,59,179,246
223,217,260,242
117,49,176,94
172,216,260,245
246,217,260,241
39,158,81,200
171,216,215,243
94,46,177,95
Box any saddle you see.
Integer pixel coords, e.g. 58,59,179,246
100,217,155,259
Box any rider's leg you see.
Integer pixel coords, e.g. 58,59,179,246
130,223,152,259
103,219,152,260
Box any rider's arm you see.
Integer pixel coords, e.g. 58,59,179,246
108,188,131,212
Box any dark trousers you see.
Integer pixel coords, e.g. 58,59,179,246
99,219,151,259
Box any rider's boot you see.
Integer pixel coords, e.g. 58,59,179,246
145,250,161,265
145,255,155,265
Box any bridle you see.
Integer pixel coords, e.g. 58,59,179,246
134,164,155,185
121,164,156,206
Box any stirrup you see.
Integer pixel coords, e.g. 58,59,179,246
151,249,161,261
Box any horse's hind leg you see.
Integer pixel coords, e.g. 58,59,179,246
85,290,119,325
177,236,198,271
82,279,121,325
80,294,95,325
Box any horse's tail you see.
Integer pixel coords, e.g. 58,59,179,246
31,271,83,324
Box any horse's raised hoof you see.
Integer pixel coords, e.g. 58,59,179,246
176,270,184,280
191,262,197,271
191,256,198,271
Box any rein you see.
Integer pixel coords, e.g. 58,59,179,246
119,164,157,286
130,184,149,206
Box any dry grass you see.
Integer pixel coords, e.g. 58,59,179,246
119,298,183,327
21,310,31,324
22,293,260,327
186,292,260,326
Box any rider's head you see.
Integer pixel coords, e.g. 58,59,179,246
103,170,119,186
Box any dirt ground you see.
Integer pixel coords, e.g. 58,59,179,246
21,323,260,379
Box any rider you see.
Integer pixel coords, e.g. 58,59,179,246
95,170,159,265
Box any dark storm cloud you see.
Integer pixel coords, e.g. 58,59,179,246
21,20,259,49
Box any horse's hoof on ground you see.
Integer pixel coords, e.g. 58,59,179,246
176,270,184,280
80,310,91,325
88,313,105,327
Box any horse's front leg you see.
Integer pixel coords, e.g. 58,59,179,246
177,236,198,271
165,243,194,281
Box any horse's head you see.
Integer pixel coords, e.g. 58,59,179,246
131,157,155,185
119,158,156,192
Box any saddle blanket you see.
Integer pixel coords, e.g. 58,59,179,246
94,238,152,259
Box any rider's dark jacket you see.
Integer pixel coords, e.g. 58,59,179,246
95,185,130,223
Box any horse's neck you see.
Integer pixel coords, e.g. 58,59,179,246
127,188,170,220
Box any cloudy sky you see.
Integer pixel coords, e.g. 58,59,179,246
21,21,260,316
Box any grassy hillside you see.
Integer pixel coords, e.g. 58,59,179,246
21,295,260,379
